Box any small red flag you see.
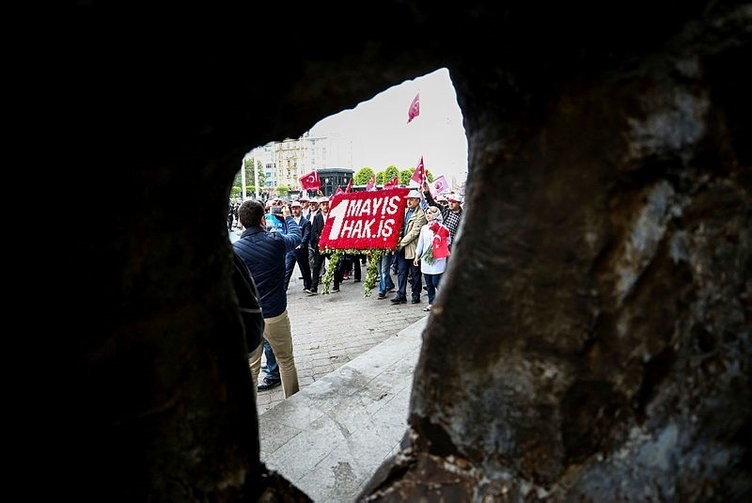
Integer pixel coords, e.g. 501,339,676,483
344,178,352,193
407,93,420,124
365,175,376,191
430,222,451,259
383,175,400,189
299,170,321,190
410,156,426,187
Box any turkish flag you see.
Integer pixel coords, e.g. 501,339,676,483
410,156,425,187
430,222,450,259
299,170,321,190
383,175,399,189
407,93,420,124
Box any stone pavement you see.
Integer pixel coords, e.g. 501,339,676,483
254,260,428,414
254,259,430,501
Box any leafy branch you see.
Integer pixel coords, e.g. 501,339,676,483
319,247,389,296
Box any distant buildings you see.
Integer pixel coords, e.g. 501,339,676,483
244,131,352,197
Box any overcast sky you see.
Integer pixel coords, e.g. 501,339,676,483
309,68,468,187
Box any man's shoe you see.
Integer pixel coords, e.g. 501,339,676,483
391,297,407,304
306,290,318,296
257,377,281,391
303,288,312,294
411,298,421,304
353,279,361,283
332,286,340,292
377,292,386,299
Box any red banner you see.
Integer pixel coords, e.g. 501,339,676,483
319,188,409,250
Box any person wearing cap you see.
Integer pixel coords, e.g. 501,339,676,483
391,189,427,304
233,199,302,397
422,181,464,251
307,196,331,295
283,200,312,293
299,194,311,219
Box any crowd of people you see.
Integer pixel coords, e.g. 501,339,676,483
230,182,464,394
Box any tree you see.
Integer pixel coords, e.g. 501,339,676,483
382,165,400,184
232,157,266,197
354,167,375,185
277,185,290,197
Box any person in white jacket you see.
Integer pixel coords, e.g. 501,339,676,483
413,206,451,312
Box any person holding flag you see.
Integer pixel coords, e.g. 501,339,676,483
422,181,464,252
413,206,450,312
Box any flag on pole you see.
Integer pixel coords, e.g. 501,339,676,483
383,175,400,189
410,156,426,187
365,175,376,191
431,175,449,196
344,178,352,193
407,93,420,124
299,170,321,190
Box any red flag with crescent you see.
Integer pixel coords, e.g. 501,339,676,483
383,175,400,189
410,156,426,187
299,170,321,190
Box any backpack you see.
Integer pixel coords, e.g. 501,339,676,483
232,251,264,354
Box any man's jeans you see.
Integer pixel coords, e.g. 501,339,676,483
378,253,395,294
395,250,421,300
262,339,279,380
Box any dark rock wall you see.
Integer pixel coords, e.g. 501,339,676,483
57,1,750,501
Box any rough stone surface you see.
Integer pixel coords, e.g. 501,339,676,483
57,1,750,501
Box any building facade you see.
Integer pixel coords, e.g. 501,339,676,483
244,131,353,198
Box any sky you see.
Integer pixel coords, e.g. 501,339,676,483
309,68,468,188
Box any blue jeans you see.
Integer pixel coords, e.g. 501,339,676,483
423,272,442,304
395,249,421,300
262,338,279,380
378,253,395,294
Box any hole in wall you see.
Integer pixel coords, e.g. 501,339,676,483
227,68,469,498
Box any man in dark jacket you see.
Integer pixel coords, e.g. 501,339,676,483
284,200,312,292
233,199,302,398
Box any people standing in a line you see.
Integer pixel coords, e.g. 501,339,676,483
233,199,302,397
391,190,427,304
413,206,450,312
307,196,331,295
284,200,312,292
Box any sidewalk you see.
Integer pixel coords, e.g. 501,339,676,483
259,315,427,501
251,258,429,501
254,259,429,414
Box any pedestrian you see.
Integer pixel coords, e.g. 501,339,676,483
391,190,427,304
413,206,450,312
284,200,313,292
307,196,331,295
422,182,464,251
376,250,396,299
233,199,302,397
